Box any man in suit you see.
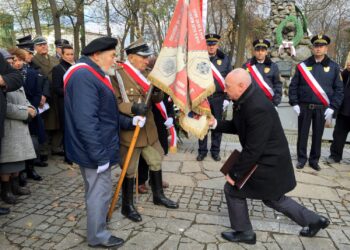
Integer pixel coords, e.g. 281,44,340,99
209,69,329,245
0,53,23,215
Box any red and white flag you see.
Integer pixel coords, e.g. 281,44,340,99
148,0,215,140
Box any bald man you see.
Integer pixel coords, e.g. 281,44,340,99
210,69,329,245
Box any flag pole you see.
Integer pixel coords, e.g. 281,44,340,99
107,85,154,222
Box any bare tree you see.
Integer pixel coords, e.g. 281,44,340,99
31,0,42,35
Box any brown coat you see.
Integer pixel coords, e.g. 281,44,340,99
32,54,60,130
110,65,163,148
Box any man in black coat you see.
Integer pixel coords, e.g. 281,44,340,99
210,69,329,245
0,53,23,215
327,61,350,163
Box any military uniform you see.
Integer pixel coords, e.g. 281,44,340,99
198,34,232,161
32,37,62,154
289,35,343,170
110,38,178,223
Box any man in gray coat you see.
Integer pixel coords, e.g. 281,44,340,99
0,53,23,215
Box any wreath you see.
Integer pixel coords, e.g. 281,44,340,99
275,15,304,47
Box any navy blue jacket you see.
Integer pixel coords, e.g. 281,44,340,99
64,56,134,168
243,57,282,106
289,56,344,110
210,49,232,94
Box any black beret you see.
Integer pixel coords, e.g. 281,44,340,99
81,37,118,56
311,34,331,46
253,39,270,49
205,33,221,45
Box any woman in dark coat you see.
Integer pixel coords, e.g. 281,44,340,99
52,45,74,164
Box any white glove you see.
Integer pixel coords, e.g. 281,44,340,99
132,116,146,128
164,117,174,129
97,162,109,174
293,105,300,116
324,108,334,121
209,118,218,130
223,100,230,111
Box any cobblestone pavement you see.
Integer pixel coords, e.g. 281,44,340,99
1,132,350,249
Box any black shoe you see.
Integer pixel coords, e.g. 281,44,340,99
300,216,330,237
150,170,179,209
221,230,256,245
309,163,321,171
326,156,340,164
18,170,27,187
121,178,142,222
11,177,31,196
88,235,124,248
212,154,221,161
296,162,305,169
40,155,48,162
0,207,10,216
196,154,206,161
26,165,43,181
64,158,73,165
33,159,48,167
52,151,65,156
1,181,17,204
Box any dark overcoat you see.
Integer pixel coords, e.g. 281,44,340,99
215,84,296,200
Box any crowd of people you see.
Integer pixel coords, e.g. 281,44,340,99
0,31,349,248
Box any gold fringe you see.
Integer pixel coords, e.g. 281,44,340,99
169,146,177,153
179,113,209,140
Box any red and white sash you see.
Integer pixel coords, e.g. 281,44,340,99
246,63,274,101
211,63,225,91
120,61,177,150
63,63,115,93
297,62,330,107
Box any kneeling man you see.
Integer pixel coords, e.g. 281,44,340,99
210,69,329,245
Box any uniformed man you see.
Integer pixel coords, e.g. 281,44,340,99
197,33,232,162
289,34,343,171
54,38,70,59
327,61,350,163
243,39,282,107
110,38,178,223
32,36,63,158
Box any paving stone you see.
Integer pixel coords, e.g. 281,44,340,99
121,231,168,250
197,177,226,190
163,173,195,187
147,217,192,235
178,242,205,250
300,237,336,250
287,183,341,202
182,161,201,173
252,219,280,232
218,243,245,250
53,232,84,249
273,234,303,249
327,229,350,245
184,227,217,243
9,214,48,229
196,214,230,227
158,235,181,250
167,211,196,221
162,161,181,172
295,171,338,187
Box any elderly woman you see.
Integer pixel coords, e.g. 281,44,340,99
0,50,36,204
8,48,44,184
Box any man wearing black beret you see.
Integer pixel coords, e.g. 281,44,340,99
64,37,145,248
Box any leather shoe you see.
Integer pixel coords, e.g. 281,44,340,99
212,154,221,161
221,230,256,245
40,155,48,162
300,216,330,237
0,207,10,216
196,154,206,161
52,151,65,156
88,235,124,248
309,163,321,171
296,162,305,169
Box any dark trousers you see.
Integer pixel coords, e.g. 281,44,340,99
330,114,350,161
297,105,326,165
198,95,224,156
224,183,320,231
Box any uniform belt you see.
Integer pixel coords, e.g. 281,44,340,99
300,103,325,109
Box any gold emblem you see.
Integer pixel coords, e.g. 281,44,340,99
307,66,313,71
318,34,322,39
217,59,222,66
259,39,263,43
324,66,330,72
264,67,270,74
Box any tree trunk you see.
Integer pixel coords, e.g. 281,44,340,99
105,0,112,37
234,0,247,68
48,0,61,40
31,0,42,36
